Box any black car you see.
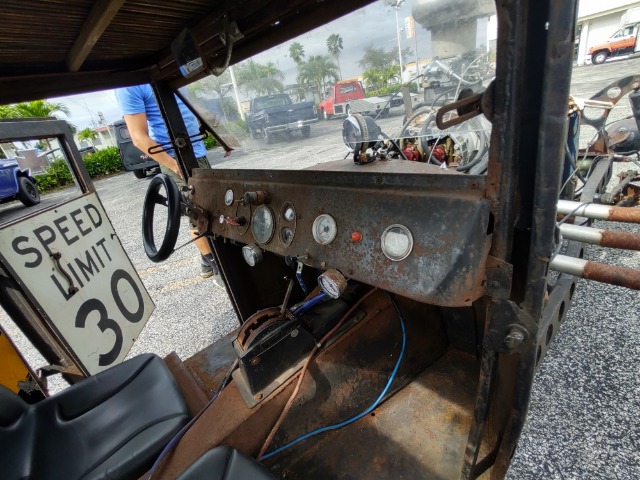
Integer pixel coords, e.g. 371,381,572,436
113,119,159,179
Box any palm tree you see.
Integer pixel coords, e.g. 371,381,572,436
235,59,285,96
11,100,71,150
77,127,98,146
297,55,340,100
13,100,70,119
0,105,18,119
289,42,306,65
186,71,236,121
326,34,344,80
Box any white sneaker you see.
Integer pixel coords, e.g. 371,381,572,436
211,274,225,289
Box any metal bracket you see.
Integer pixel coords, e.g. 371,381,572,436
483,255,513,299
482,299,535,354
436,92,484,129
147,130,208,155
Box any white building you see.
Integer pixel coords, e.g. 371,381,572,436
576,0,640,65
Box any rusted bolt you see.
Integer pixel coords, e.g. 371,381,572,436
250,356,261,366
470,182,479,189
375,176,382,184
504,327,525,350
254,393,263,400
491,281,500,289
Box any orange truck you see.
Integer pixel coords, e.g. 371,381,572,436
587,8,640,64
318,81,391,119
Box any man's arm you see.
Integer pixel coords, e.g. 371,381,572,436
123,113,182,176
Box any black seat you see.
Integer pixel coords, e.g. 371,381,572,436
0,353,189,480
177,446,276,480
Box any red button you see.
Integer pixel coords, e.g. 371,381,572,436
351,231,362,242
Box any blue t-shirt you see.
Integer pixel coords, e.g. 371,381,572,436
115,84,206,158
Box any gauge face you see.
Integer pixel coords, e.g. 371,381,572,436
251,205,275,244
281,227,294,246
381,224,413,261
283,205,296,222
224,189,234,206
312,214,337,245
318,269,347,299
242,244,263,266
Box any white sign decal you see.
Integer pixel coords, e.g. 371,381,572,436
0,193,155,374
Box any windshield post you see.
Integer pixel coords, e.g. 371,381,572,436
152,81,199,179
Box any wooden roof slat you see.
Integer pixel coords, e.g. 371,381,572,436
66,0,127,72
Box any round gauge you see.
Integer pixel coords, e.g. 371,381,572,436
281,227,294,246
312,214,337,245
381,224,414,261
283,203,296,222
242,244,263,267
318,269,348,299
224,189,234,206
251,205,275,244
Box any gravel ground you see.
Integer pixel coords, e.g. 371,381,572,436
1,57,640,479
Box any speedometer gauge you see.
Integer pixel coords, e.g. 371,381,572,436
312,214,337,245
251,205,275,244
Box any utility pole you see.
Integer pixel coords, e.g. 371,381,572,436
386,0,405,81
229,65,245,121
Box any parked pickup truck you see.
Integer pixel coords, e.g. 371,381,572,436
318,80,421,120
587,8,640,64
246,93,317,144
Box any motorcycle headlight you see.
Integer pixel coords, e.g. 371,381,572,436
342,114,381,153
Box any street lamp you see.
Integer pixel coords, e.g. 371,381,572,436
385,0,405,80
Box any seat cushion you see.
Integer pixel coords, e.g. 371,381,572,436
0,353,190,480
177,446,275,480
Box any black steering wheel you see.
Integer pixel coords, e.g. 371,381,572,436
142,173,181,263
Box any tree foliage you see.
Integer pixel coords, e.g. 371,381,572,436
326,34,344,80
297,55,339,98
186,71,238,121
187,70,232,99
77,127,98,145
0,105,17,119
235,59,285,96
288,42,306,65
12,100,70,119
363,65,400,90
358,45,413,71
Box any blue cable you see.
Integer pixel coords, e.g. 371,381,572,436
261,292,407,460
291,291,328,315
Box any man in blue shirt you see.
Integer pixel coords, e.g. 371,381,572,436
115,84,221,284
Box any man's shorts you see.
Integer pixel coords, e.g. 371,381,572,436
159,155,211,189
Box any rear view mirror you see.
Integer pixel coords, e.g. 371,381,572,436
171,29,205,78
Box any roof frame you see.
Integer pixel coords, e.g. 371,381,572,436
66,0,127,72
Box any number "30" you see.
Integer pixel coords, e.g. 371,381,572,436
75,269,144,366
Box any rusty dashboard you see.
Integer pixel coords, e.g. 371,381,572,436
191,160,491,307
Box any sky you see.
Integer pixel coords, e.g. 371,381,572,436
50,0,491,129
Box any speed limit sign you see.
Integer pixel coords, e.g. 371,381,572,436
0,193,155,374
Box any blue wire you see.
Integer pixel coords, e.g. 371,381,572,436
291,291,328,315
261,293,407,460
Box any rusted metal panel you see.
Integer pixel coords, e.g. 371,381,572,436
164,352,209,416
155,291,457,479
190,166,490,307
183,330,238,397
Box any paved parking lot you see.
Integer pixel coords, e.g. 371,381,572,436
1,57,639,479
